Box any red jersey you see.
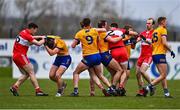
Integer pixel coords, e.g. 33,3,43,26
107,28,125,50
139,30,154,56
13,29,34,55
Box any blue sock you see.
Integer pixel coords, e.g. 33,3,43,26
148,84,154,89
164,88,169,94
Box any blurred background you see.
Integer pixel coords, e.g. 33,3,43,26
0,0,180,41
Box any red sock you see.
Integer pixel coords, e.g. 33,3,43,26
13,85,18,90
35,87,42,93
140,89,144,94
119,83,124,88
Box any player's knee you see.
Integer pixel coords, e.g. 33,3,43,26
161,74,166,80
140,68,145,74
49,74,55,80
28,71,35,76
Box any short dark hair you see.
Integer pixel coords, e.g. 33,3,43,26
46,38,55,49
157,17,166,25
148,18,155,25
28,22,38,29
80,21,84,28
110,23,118,28
123,24,132,31
98,20,107,28
82,18,91,27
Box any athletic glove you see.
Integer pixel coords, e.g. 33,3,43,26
171,51,175,58
140,35,146,41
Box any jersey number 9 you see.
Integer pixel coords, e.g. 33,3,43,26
86,36,93,45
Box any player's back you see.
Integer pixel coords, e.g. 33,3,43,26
98,31,108,53
152,26,167,55
75,28,99,56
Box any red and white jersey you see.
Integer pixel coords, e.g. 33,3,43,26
139,30,154,56
13,29,34,55
107,28,125,50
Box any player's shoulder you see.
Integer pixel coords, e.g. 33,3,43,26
156,26,166,31
113,29,123,36
76,29,84,35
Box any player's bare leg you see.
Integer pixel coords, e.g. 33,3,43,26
54,66,67,96
151,64,167,85
161,78,172,98
116,63,127,96
135,66,145,96
93,64,111,87
49,65,58,82
89,77,95,96
89,68,111,96
144,64,167,96
71,62,89,96
88,64,103,96
106,59,123,88
140,63,151,84
22,63,48,96
10,68,29,96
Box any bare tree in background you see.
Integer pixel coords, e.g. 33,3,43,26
55,0,119,39
15,0,55,30
0,0,6,35
59,0,118,18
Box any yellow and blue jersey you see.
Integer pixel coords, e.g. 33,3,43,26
47,35,69,56
98,31,109,53
75,28,99,56
152,26,167,55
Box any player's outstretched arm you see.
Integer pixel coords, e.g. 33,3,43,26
33,36,46,39
129,30,138,36
94,28,106,32
105,30,123,43
71,39,79,48
31,38,45,46
105,35,122,43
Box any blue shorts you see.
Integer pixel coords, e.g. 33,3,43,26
100,51,112,66
53,55,72,68
152,54,167,64
82,53,101,67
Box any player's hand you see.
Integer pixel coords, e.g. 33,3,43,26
140,35,146,41
171,51,175,58
44,36,48,45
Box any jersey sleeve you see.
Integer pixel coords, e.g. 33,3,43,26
161,28,167,37
25,34,34,42
74,31,81,41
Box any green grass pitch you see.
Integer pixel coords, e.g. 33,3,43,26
0,67,180,109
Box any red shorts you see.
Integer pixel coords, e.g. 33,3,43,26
110,47,128,63
13,53,30,67
137,55,152,67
